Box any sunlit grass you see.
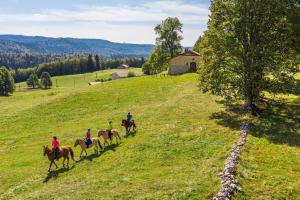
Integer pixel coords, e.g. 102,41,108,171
0,71,239,199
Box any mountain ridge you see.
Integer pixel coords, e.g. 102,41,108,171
0,35,154,56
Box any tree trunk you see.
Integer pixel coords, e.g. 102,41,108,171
244,96,261,116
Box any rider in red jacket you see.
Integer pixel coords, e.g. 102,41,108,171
85,129,92,147
52,136,60,159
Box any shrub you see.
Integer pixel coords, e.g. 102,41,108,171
128,71,136,77
40,72,52,89
0,66,15,96
26,73,39,89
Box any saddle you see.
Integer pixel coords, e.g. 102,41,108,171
52,147,61,159
85,139,92,148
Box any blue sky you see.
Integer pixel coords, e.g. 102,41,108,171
0,0,210,46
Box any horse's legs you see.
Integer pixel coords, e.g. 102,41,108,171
85,150,87,156
53,161,58,169
67,156,69,167
80,149,83,157
63,157,66,167
48,161,53,172
114,135,119,143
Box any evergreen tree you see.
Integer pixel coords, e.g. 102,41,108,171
95,55,100,70
26,73,39,89
87,54,95,72
0,66,15,96
40,72,52,89
198,0,298,114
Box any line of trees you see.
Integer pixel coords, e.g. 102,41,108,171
11,55,145,83
0,53,83,69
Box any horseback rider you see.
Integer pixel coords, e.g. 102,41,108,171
107,121,113,140
85,129,92,147
127,112,133,125
52,136,60,160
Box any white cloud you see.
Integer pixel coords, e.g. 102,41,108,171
0,1,209,45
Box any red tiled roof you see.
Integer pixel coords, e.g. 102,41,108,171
175,50,200,57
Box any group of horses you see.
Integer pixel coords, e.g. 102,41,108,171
43,119,136,171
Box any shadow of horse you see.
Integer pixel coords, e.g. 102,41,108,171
124,130,137,138
43,165,75,183
75,143,120,163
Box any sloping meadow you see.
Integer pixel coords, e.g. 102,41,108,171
0,73,239,199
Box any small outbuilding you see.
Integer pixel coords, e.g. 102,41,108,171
111,72,128,80
168,50,200,75
117,64,130,69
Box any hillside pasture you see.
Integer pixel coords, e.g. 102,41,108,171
0,71,239,199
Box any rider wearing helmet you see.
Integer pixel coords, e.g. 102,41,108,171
52,136,60,159
127,112,133,124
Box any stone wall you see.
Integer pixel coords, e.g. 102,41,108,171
213,122,250,200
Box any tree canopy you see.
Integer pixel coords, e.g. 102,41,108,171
198,0,299,114
143,17,183,74
155,17,183,58
40,72,52,89
142,46,169,75
26,73,39,89
0,66,15,96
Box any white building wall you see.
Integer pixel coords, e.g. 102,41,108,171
168,56,200,75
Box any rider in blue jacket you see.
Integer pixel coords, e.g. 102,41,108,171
127,112,133,124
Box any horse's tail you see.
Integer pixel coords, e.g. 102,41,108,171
132,120,136,128
97,139,103,150
69,147,75,161
116,131,121,140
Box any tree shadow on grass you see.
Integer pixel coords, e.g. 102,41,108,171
43,165,75,183
210,97,300,147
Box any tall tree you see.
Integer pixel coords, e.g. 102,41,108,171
143,17,183,74
198,0,298,114
40,72,52,89
155,17,183,58
87,54,95,72
0,66,15,96
95,55,100,70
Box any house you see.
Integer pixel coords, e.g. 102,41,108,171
111,72,128,80
168,50,200,75
117,64,130,69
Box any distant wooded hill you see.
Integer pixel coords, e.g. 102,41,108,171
0,35,154,56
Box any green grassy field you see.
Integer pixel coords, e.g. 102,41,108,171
0,69,240,199
0,69,299,199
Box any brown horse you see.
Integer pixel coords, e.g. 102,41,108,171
122,119,136,133
43,146,74,172
74,138,103,157
98,129,121,145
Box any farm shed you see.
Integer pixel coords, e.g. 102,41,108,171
111,72,128,80
168,50,200,75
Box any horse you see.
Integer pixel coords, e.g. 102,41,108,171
43,146,74,172
74,138,103,157
122,119,136,133
98,129,121,146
